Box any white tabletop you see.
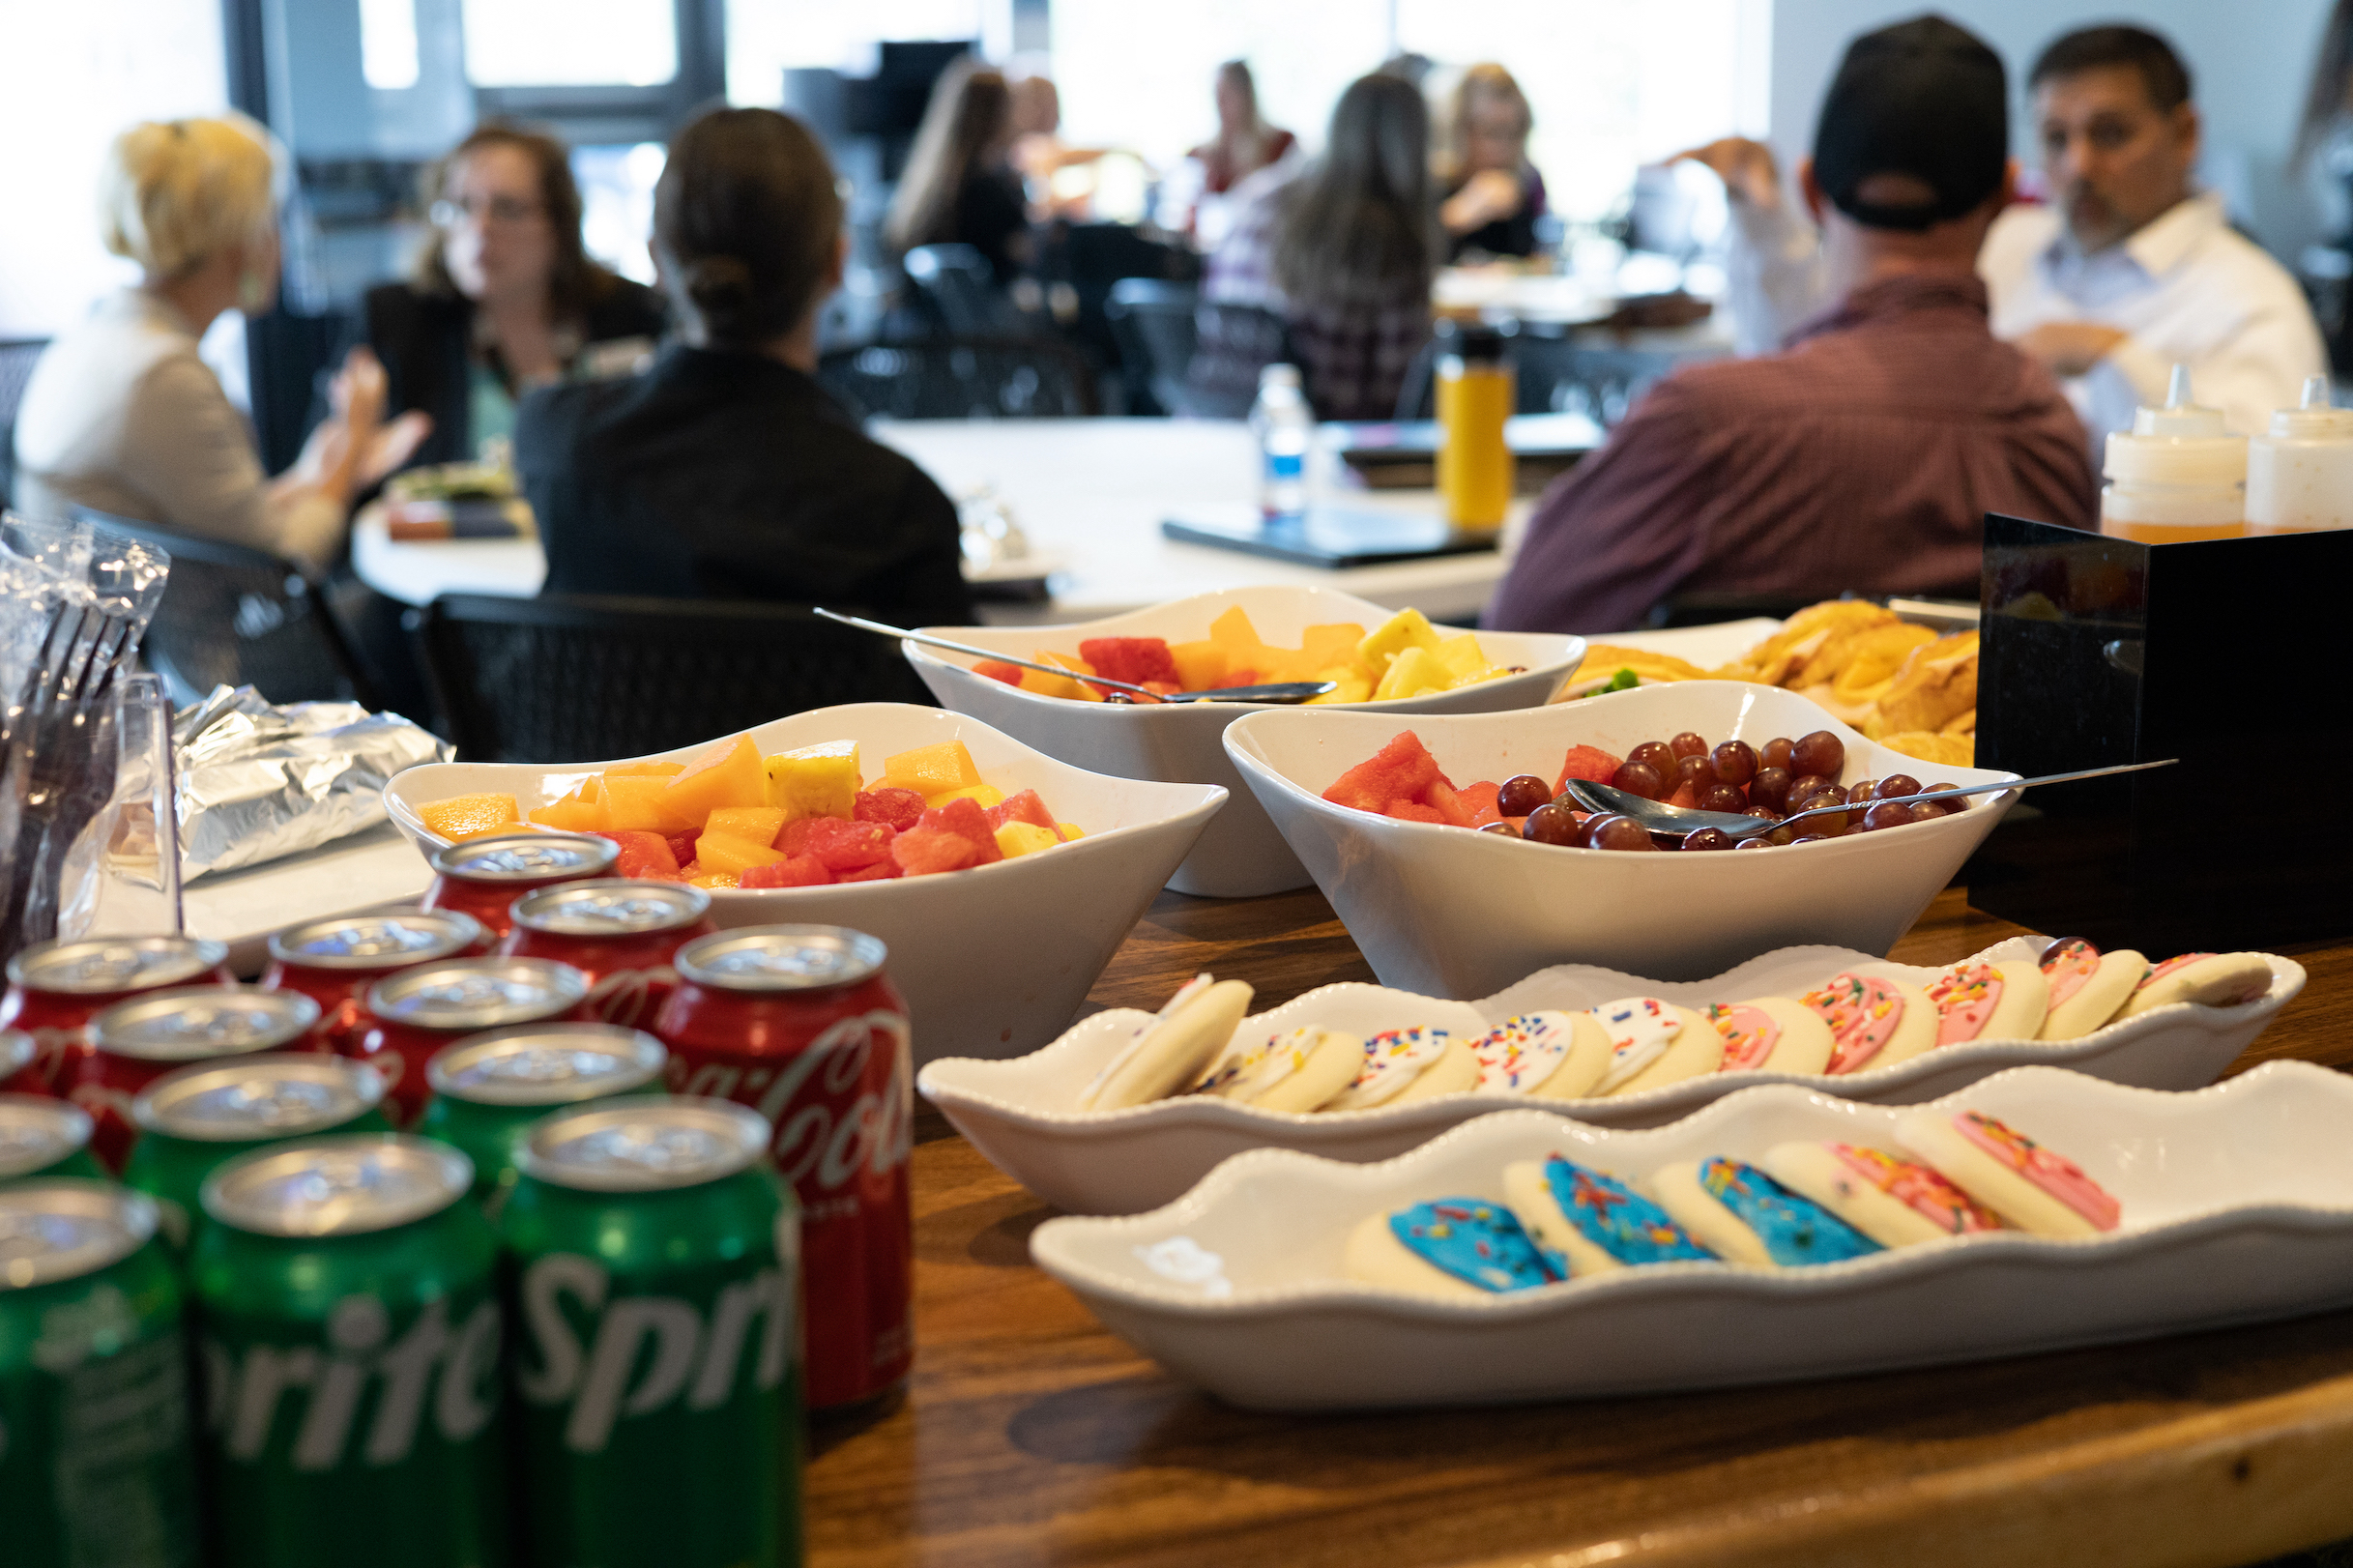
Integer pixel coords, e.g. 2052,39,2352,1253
351,419,1532,629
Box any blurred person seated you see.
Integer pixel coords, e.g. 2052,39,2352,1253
1194,61,1297,200
1692,24,2323,444
13,115,425,571
347,123,665,472
1487,15,2096,636
1438,64,1548,262
1007,68,1114,218
1199,73,1435,421
886,59,1032,289
516,107,973,626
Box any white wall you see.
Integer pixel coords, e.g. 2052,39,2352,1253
1767,0,2337,261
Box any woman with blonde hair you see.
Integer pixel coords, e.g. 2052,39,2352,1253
1438,63,1549,260
13,114,425,569
884,58,1031,287
1192,61,1296,197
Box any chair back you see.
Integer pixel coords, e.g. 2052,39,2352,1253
416,593,935,763
1392,335,1686,426
902,244,1034,336
0,336,51,508
1106,279,1199,417
1182,300,1291,421
817,337,1097,421
69,508,377,709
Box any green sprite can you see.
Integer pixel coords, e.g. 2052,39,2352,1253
0,1179,202,1567
193,1135,507,1568
123,1054,392,1254
500,1095,801,1568
418,1023,667,1207
0,1092,102,1183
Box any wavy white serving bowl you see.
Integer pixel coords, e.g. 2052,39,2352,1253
1031,1061,2353,1410
1224,681,2020,994
382,704,1225,1064
920,935,2304,1213
904,586,1582,897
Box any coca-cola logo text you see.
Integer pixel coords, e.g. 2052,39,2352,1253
667,1008,911,1197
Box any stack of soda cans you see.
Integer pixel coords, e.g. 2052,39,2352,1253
0,906,915,1568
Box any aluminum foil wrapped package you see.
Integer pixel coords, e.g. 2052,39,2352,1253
176,685,451,878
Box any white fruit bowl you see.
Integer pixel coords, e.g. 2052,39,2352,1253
381,704,1226,1064
1031,1061,2353,1410
1223,681,2020,995
920,936,2304,1214
903,586,1582,897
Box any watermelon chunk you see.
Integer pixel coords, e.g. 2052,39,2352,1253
835,861,902,883
594,829,680,880
917,798,1003,864
741,856,831,888
891,827,980,876
665,831,701,869
1385,801,1447,824
1554,744,1624,793
1323,731,1442,814
1667,783,1699,809
1077,637,1180,687
852,787,925,832
985,789,1057,831
1461,781,1502,827
777,818,821,857
1423,777,1476,828
973,660,1027,687
800,818,897,873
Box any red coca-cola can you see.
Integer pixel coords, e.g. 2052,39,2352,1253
420,832,619,946
1,935,236,1091
498,879,713,1030
262,910,484,1055
68,985,323,1170
654,924,913,1411
0,1029,46,1095
355,957,592,1128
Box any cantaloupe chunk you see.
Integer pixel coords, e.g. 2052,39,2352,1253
661,736,769,824
607,761,684,777
705,806,788,846
1206,605,1265,657
1057,822,1085,840
527,796,607,832
882,740,982,797
993,822,1061,858
694,829,787,876
1306,671,1375,706
601,774,700,833
1168,638,1228,692
1300,623,1369,668
421,793,520,840
926,783,1005,810
764,740,860,822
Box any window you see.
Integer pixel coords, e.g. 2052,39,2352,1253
460,0,678,88
724,0,1011,106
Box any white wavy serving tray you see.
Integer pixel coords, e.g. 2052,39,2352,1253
918,935,2304,1214
1030,1061,2353,1411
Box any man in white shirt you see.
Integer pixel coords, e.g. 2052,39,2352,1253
1689,23,2325,445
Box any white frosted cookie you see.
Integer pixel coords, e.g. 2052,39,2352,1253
1470,1010,1613,1100
1757,1140,2007,1249
1590,999,1720,1097
2036,940,2148,1041
1893,1109,2121,1238
1924,960,2048,1046
1237,1028,1365,1113
1323,1026,1453,1112
1343,1199,1559,1297
1080,975,1254,1110
1800,972,1940,1074
1704,996,1833,1077
1385,1039,1481,1104
2115,952,2274,1020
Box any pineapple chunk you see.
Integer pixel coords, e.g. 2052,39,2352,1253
764,740,860,822
882,740,982,797
1372,644,1451,702
1432,632,1490,682
1306,671,1375,706
992,822,1061,858
1356,608,1442,676
420,793,520,841
687,870,741,889
1056,822,1085,841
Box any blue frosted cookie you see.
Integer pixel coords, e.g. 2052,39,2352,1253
1343,1197,1562,1297
1503,1154,1715,1277
1650,1156,1884,1267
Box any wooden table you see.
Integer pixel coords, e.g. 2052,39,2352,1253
809,884,2353,1568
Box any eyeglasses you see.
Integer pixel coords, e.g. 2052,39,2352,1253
430,195,545,228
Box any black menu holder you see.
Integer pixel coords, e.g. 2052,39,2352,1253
1971,513,2353,951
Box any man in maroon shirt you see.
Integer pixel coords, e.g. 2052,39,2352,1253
1487,15,2096,636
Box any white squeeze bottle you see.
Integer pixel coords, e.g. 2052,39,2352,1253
2099,364,2248,543
2246,374,2353,535
1251,363,1312,516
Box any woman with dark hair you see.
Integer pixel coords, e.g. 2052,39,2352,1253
351,122,665,470
513,107,971,624
883,59,1031,286
1201,73,1436,420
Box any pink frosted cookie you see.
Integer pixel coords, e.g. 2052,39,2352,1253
1758,1140,2007,1248
1706,997,1832,1076
2036,939,2150,1041
1801,972,1938,1074
1923,960,2048,1046
1589,998,1719,1097
1895,1108,2121,1237
2115,952,2273,1021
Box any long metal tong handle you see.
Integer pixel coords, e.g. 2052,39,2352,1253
814,607,1161,698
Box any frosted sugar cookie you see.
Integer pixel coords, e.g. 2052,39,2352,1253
1649,1157,1883,1268
1080,974,1253,1110
1470,1010,1613,1099
1502,1154,1714,1278
1894,1109,2121,1238
1196,1025,1364,1112
1705,997,1833,1077
1802,972,1938,1074
2115,952,2273,1020
1589,998,1721,1096
1385,1036,1482,1105
1924,960,2048,1046
1344,1199,1561,1298
1324,1026,1461,1111
1757,1141,2007,1248
2037,939,2149,1041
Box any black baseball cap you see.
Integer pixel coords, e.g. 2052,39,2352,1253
1813,14,2007,231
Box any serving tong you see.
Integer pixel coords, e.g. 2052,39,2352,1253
817,609,1339,705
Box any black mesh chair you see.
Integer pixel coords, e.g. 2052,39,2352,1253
69,508,377,708
901,244,1036,336
1105,279,1199,417
816,337,1097,421
1182,300,1291,420
0,336,51,508
415,594,936,763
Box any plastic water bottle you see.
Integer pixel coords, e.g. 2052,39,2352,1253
1252,363,1312,516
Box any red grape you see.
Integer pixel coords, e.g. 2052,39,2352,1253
1863,801,1914,831
1908,802,1947,823
1787,833,1829,847
1875,773,1922,800
1588,814,1658,852
1735,836,1773,851
1711,740,1757,785
1845,779,1877,805
1611,760,1666,799
1759,737,1795,771
1786,773,1829,807
1496,774,1552,817
1767,825,1797,846
1922,782,1963,811
1749,767,1793,810
1479,822,1519,835
1675,754,1715,795
1523,802,1585,846
1697,782,1744,814
1742,804,1782,823
1798,791,1850,833
1682,827,1734,852
1628,740,1678,783
1792,731,1845,779
1669,731,1709,761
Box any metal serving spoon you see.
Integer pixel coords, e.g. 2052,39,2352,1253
1558,758,2178,842
816,609,1340,705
